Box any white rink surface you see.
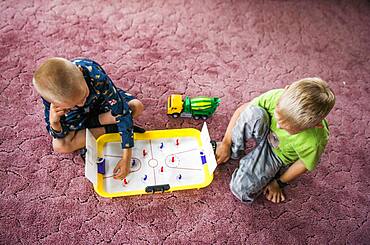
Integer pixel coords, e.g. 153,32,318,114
103,137,207,193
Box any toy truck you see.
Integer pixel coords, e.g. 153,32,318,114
167,94,221,120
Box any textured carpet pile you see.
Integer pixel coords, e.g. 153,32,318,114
0,0,369,244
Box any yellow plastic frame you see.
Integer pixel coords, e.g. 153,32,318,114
93,128,214,198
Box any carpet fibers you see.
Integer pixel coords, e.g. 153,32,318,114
0,0,369,244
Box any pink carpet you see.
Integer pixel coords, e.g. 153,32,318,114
1,0,369,244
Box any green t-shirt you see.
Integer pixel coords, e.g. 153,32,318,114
251,89,329,171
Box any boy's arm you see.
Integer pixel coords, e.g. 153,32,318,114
94,74,134,150
216,103,249,164
42,99,69,138
113,148,132,179
92,67,134,179
278,159,307,183
264,159,307,203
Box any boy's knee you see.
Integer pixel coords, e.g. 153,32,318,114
247,105,269,124
129,99,144,117
235,105,270,141
52,140,73,153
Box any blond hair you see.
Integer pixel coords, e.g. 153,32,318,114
278,77,335,129
33,57,84,103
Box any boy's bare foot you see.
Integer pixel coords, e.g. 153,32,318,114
263,180,286,203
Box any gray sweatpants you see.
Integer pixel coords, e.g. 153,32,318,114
230,105,283,203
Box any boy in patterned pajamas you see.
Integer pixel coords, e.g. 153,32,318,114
33,57,144,180
216,78,335,204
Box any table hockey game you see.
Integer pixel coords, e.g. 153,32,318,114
85,123,217,198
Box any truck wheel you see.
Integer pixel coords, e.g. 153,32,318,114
193,115,200,120
201,116,208,120
172,113,180,118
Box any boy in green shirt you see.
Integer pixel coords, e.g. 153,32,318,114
216,78,335,204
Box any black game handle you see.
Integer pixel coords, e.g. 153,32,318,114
145,184,170,193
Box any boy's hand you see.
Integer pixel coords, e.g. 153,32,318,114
50,104,69,124
113,158,130,180
263,180,286,203
113,148,132,180
216,142,231,164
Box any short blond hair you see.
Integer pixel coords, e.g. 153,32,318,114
33,57,83,103
278,77,335,129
